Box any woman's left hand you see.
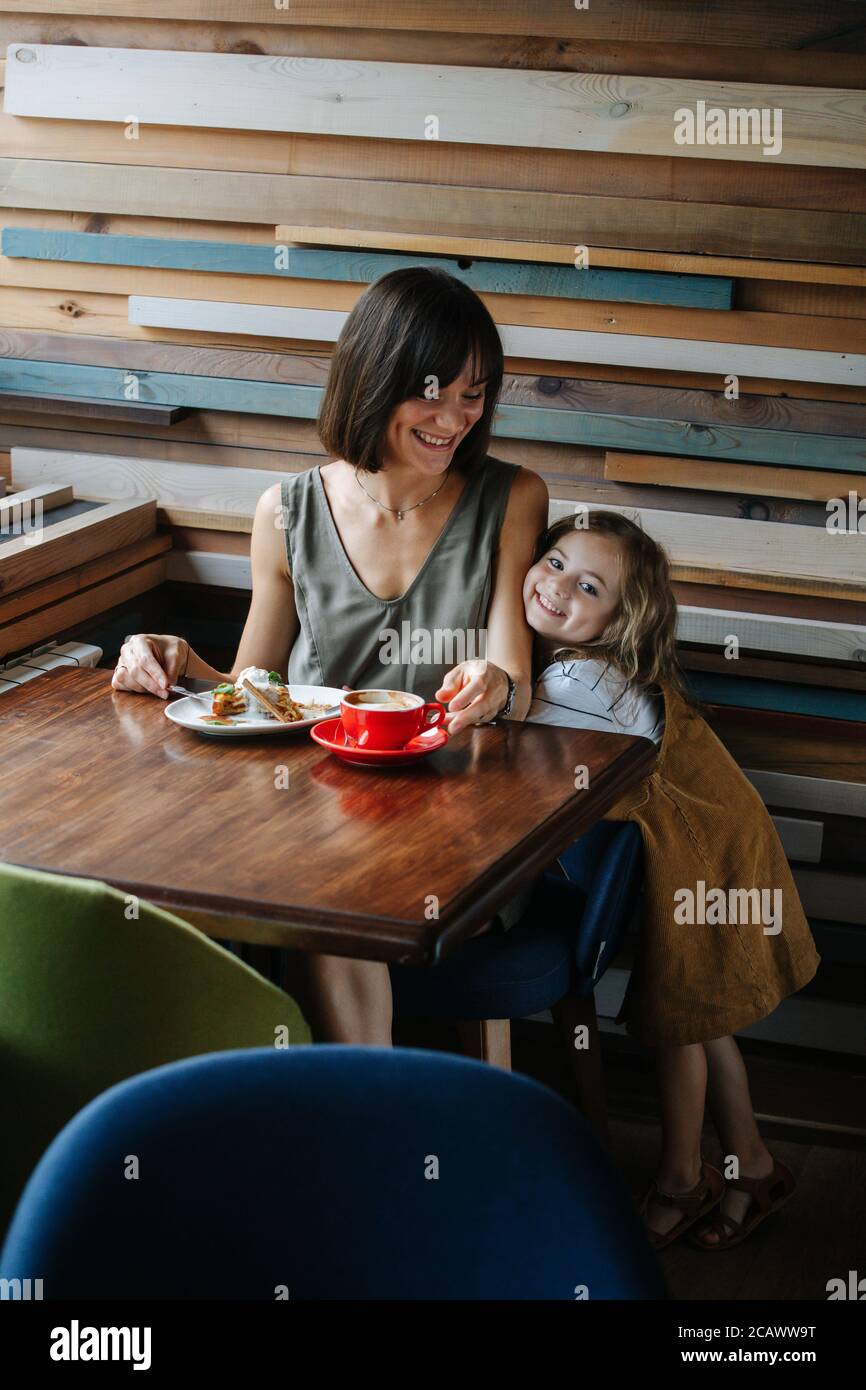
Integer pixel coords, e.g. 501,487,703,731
436,660,509,735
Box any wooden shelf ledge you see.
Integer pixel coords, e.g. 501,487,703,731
0,391,192,426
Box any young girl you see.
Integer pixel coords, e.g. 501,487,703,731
523,509,820,1251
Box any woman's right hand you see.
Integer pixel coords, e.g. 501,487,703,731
111,634,190,699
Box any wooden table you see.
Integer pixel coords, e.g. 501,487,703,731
0,668,656,964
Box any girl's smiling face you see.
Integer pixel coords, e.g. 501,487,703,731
381,361,487,475
523,528,623,646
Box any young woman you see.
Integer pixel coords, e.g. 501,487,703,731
113,267,549,1044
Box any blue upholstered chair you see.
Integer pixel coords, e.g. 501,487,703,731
0,1046,664,1300
391,821,644,1141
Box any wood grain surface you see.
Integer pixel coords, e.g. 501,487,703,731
0,2,856,49
6,45,862,167
3,162,863,264
0,667,657,963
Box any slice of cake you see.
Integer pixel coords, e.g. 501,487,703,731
236,667,305,722
211,682,246,718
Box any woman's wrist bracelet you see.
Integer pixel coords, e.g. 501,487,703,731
500,673,517,717
491,673,517,721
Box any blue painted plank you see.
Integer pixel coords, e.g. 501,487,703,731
687,672,866,722
0,359,862,471
493,404,866,472
0,361,320,420
0,227,734,309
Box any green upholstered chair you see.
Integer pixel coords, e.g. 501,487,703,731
0,862,310,1236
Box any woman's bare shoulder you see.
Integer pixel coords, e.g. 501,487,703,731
509,464,549,505
484,455,547,501
252,481,291,579
501,463,549,531
257,479,283,512
256,466,319,524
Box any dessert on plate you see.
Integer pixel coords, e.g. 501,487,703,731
211,682,247,718
211,667,304,721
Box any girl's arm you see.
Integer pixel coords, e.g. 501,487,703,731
113,483,299,697
437,467,549,733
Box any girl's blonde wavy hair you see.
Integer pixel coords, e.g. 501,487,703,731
535,509,685,696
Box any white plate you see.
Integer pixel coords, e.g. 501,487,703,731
164,684,344,738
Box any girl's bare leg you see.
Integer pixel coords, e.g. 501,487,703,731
645,1042,708,1238
702,1034,774,1242
304,954,393,1045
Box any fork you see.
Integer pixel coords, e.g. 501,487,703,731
167,684,212,702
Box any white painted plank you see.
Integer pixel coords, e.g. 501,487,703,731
744,770,866,820
793,868,866,926
0,643,103,682
498,325,866,386
10,447,283,521
31,640,103,665
128,297,866,385
771,815,824,864
728,995,866,1055
8,653,77,674
0,482,74,521
5,44,864,167
548,499,866,586
0,664,47,686
595,967,866,1056
677,605,866,663
128,298,346,341
166,551,251,589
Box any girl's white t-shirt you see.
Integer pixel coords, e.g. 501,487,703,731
528,656,665,745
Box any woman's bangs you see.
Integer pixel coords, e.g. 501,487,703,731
403,300,501,400
403,336,465,400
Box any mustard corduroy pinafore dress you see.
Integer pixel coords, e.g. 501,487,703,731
604,682,820,1047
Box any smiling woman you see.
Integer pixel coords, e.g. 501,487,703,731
114,268,547,717
319,266,503,476
277,268,544,699
112,266,549,1045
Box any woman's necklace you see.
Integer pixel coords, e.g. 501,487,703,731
354,464,451,522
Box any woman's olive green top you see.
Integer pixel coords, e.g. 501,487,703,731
280,458,518,699
607,683,820,1046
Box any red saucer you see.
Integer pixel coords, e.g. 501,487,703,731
310,717,448,767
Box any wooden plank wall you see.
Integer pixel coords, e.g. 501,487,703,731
0,7,865,809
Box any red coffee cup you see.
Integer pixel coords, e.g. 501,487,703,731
340,689,447,750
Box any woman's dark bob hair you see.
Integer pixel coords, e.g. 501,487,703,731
317,267,504,473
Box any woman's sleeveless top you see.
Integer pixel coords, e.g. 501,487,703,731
280,457,518,699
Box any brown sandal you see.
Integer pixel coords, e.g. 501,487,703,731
639,1160,724,1251
688,1157,796,1251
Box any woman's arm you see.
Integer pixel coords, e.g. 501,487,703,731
437,467,549,732
113,482,299,696
485,466,549,717
225,482,300,679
